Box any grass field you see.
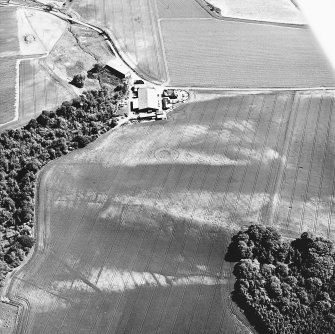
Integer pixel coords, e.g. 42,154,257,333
0,7,19,58
160,19,335,88
7,91,304,333
71,0,168,83
0,59,18,125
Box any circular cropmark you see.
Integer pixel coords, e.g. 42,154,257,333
154,148,179,162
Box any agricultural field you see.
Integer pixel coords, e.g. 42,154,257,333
0,59,18,125
0,7,20,58
271,91,335,239
70,0,168,83
206,0,305,24
156,0,210,18
0,302,19,333
7,91,302,333
16,58,75,126
160,19,335,88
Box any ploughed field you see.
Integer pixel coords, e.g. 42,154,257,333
160,19,335,88
10,90,335,333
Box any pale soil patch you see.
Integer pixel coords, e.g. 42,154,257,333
17,8,46,56
23,9,67,52
207,0,306,24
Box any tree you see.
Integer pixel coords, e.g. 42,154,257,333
71,74,86,88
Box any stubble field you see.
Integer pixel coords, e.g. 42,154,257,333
8,90,306,334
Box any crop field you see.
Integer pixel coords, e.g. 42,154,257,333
7,90,306,334
71,0,168,83
17,59,74,125
156,0,210,18
0,7,19,58
271,91,335,239
0,59,18,126
160,19,335,88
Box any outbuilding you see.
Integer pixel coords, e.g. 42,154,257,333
106,58,130,79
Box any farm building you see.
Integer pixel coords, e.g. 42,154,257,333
106,58,130,79
138,87,160,111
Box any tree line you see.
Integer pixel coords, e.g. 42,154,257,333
0,84,127,284
227,225,335,334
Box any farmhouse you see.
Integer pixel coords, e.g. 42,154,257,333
106,58,130,79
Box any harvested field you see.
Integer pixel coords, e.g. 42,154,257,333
160,19,335,88
206,0,305,24
8,91,303,333
17,59,74,125
0,7,19,58
71,0,168,83
156,0,210,18
0,59,17,125
271,91,335,239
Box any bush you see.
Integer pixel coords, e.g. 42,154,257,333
71,73,86,88
17,235,35,248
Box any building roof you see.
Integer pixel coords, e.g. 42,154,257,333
106,58,130,77
138,88,160,110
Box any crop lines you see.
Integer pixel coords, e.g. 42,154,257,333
10,89,335,334
7,91,301,334
272,91,335,239
159,19,335,88
0,59,17,125
0,7,19,58
18,59,74,124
